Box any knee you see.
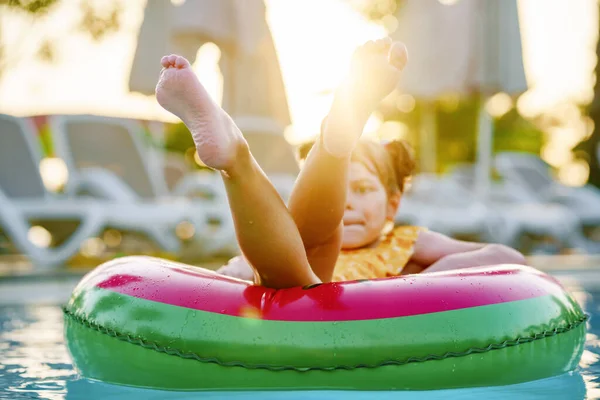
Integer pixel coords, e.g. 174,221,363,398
485,244,527,265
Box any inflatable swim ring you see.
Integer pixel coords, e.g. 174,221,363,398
64,256,586,391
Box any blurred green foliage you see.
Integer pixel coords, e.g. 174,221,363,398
0,0,122,78
389,95,544,173
349,0,403,22
1,0,58,14
164,122,195,154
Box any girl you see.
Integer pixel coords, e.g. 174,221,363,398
155,38,526,288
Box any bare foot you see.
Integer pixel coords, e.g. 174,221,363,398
324,38,408,157
155,55,246,171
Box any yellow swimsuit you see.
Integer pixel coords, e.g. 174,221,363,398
332,226,424,282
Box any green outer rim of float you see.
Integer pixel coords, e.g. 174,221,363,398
64,311,586,391
64,287,587,390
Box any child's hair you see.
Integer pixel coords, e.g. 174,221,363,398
297,138,416,195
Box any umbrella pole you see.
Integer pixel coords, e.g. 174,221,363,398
419,101,437,174
475,98,493,201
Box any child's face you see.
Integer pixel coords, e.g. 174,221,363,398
342,162,398,249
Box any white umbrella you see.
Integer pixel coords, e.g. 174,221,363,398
128,0,296,174
393,0,527,197
128,0,236,96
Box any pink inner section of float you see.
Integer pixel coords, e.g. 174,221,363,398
92,258,561,321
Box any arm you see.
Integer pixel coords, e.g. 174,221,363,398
409,230,526,274
424,244,527,273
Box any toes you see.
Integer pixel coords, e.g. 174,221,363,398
357,37,392,56
160,54,191,69
168,54,178,65
380,36,393,46
388,42,408,70
160,56,171,68
354,40,378,59
160,54,178,68
373,37,392,52
362,40,377,52
175,55,190,69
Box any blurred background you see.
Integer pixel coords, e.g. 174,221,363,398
2,0,600,272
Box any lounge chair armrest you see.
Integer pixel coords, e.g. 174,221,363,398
66,167,140,201
265,173,295,201
545,184,600,209
539,184,580,203
172,172,223,198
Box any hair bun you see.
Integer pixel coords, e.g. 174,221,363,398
384,139,416,191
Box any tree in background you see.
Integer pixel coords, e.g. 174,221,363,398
576,3,600,189
349,0,402,23
0,0,123,155
0,0,121,79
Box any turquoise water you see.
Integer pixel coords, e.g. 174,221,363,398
0,280,598,399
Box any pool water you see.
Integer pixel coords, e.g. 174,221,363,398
0,276,599,399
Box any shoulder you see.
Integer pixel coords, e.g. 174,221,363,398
390,225,425,242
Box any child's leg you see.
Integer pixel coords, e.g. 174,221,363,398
156,55,318,288
287,39,408,281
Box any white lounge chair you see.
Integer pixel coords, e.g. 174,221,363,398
49,114,237,255
163,151,189,192
495,152,600,227
0,114,103,267
446,162,590,252
0,114,202,267
395,173,494,240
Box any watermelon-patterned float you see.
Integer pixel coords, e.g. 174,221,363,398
63,256,587,391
